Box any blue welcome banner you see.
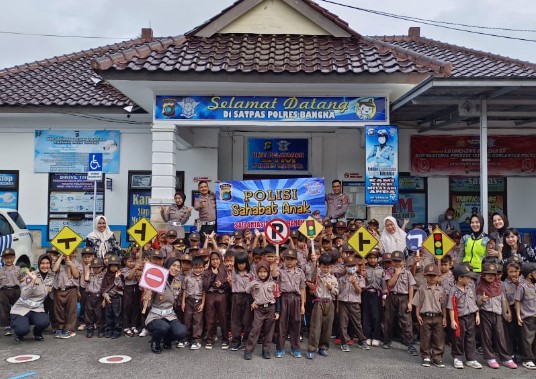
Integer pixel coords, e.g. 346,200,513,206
155,96,387,122
365,125,399,205
215,178,325,233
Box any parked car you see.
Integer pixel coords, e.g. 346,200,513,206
0,208,33,268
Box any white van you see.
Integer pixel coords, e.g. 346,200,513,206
0,208,33,268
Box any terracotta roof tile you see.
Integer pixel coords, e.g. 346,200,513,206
92,34,450,76
374,34,536,78
0,39,149,108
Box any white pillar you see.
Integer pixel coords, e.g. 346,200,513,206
150,122,176,226
480,98,488,233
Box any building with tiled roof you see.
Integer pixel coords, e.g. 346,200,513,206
1,0,536,262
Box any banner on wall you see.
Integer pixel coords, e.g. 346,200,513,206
392,193,427,226
155,96,388,123
215,178,325,233
0,172,18,210
34,130,120,173
365,125,399,205
247,138,308,171
128,191,151,229
411,135,536,176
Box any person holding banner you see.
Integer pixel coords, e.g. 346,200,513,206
85,216,120,258
142,256,186,354
160,191,192,239
325,180,349,227
194,181,217,245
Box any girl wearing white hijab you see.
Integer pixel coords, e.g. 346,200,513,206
380,216,407,254
85,216,120,258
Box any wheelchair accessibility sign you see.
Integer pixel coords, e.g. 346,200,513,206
87,153,103,181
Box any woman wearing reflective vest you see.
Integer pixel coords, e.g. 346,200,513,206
461,214,490,273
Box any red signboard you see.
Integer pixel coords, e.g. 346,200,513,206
411,135,536,176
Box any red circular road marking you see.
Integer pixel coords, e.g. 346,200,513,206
145,267,165,288
106,357,123,362
15,356,32,361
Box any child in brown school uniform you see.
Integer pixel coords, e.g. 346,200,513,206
0,248,22,336
84,257,105,338
159,229,177,258
476,262,517,369
244,261,280,360
51,249,82,339
412,263,447,367
363,248,385,347
101,254,124,339
275,249,306,358
306,253,339,359
337,254,369,352
447,264,482,369
229,251,254,351
383,250,418,356
121,252,141,337
77,247,94,332
502,258,522,361
203,250,230,349
515,262,536,370
182,255,205,350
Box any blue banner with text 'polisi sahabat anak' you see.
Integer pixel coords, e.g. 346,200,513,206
215,178,325,233
155,96,388,122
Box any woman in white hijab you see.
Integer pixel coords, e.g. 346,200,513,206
380,216,407,254
85,216,120,258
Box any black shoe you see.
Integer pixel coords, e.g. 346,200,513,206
151,341,162,354
230,342,242,351
111,331,121,339
86,328,94,338
97,329,105,338
262,351,271,359
163,341,172,349
15,335,23,342
244,351,252,360
105,330,113,338
34,335,44,341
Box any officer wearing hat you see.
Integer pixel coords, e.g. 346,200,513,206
367,128,395,170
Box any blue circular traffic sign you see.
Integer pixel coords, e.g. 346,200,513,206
405,229,428,250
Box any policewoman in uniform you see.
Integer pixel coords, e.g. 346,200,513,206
10,254,54,342
143,254,186,353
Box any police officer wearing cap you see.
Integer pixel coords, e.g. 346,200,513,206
325,179,349,228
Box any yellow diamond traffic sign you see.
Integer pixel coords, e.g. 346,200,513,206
128,217,157,247
422,227,455,260
298,216,324,240
51,226,83,256
348,227,379,258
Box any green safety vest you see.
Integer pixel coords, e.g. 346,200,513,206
462,235,488,273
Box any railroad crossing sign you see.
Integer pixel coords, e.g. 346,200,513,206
139,262,169,293
264,218,290,245
127,217,157,247
422,227,456,260
406,229,428,251
51,226,83,256
298,216,323,240
348,226,379,258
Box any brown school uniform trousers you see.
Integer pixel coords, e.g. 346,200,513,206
53,287,78,331
204,292,228,344
451,313,477,361
245,303,276,353
520,316,536,362
383,294,413,345
480,310,511,361
307,300,335,352
230,293,252,344
504,304,522,356
84,292,104,329
0,287,20,327
78,287,87,323
122,284,140,329
277,292,302,350
419,314,445,361
184,297,203,343
338,301,366,344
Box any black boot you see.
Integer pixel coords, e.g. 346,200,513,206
151,340,162,354
111,329,121,339
86,327,94,338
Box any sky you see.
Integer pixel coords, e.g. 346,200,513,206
1,0,536,69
